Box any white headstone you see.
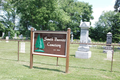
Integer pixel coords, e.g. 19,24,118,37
75,22,91,59
6,36,9,42
107,51,112,60
71,34,73,42
20,42,25,53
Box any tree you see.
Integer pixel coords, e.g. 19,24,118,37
0,0,19,38
111,12,120,42
35,34,45,52
91,11,120,42
58,0,93,38
12,0,58,30
11,0,93,39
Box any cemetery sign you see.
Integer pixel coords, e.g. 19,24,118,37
32,31,67,57
30,28,70,73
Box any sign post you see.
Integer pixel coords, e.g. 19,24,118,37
30,28,70,73
30,28,34,68
66,28,70,73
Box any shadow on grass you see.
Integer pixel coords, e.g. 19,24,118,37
69,65,109,72
70,54,75,57
0,57,17,61
23,65,65,73
19,60,65,67
34,62,57,66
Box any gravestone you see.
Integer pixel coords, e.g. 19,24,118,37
19,34,23,39
13,33,17,39
106,32,112,46
117,42,120,49
6,36,9,42
26,35,29,40
26,37,28,40
75,22,91,59
20,42,25,53
107,51,112,60
2,32,4,39
103,32,113,53
71,34,74,42
8,31,10,38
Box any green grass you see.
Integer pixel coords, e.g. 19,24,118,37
0,41,120,80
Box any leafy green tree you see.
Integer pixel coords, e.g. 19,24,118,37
0,0,19,38
11,0,71,33
91,11,120,42
58,0,93,38
12,0,58,30
91,11,115,41
111,12,120,42
12,0,93,31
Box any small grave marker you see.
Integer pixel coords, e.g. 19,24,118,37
20,42,25,53
71,34,73,42
6,36,9,42
107,51,112,60
13,33,17,39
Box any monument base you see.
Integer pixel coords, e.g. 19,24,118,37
103,50,113,53
75,51,91,59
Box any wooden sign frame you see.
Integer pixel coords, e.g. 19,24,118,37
30,28,70,73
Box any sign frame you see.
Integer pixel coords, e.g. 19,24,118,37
30,28,70,73
32,31,67,58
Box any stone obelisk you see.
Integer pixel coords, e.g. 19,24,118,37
75,22,91,59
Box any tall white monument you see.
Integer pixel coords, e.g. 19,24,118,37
75,22,91,59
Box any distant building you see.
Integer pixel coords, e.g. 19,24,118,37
114,0,120,12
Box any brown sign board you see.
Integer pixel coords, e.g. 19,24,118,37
32,31,67,57
30,28,70,73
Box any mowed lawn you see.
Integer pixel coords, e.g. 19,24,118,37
0,41,120,80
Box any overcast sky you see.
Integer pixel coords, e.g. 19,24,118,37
78,0,115,27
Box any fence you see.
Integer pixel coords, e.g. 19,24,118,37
71,41,120,72
0,39,30,61
0,39,120,72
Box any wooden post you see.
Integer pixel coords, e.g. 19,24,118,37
66,28,71,73
18,41,19,61
111,45,114,72
30,28,34,68
56,57,58,66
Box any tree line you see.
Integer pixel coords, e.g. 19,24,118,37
90,11,120,42
0,0,120,42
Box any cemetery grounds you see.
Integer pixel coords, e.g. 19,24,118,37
0,40,120,80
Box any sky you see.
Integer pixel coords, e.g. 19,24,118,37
78,0,116,27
